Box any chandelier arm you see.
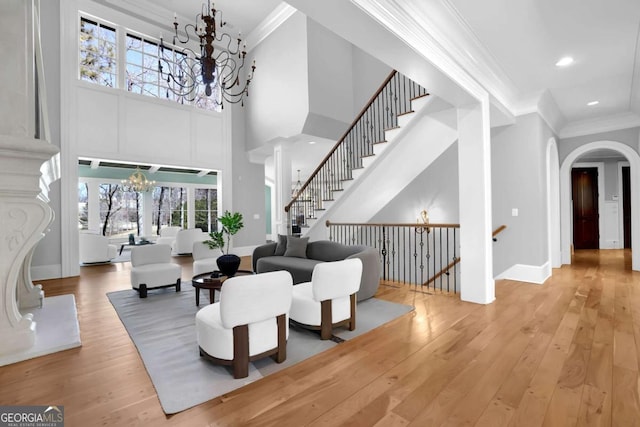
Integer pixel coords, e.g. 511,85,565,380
215,32,242,55
160,3,255,107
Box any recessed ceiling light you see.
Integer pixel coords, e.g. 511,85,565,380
587,101,599,106
308,141,316,145
555,56,574,67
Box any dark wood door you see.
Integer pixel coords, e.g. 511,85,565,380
572,167,599,249
622,166,631,248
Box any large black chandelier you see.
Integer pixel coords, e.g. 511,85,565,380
158,1,256,108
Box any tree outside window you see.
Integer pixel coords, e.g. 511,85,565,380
195,188,218,232
79,17,117,87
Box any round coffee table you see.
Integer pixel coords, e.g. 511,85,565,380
191,270,254,306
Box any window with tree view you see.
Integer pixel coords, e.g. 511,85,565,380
79,17,117,87
195,188,218,232
153,186,187,233
99,184,141,237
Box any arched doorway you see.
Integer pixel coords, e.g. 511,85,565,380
547,138,561,268
560,141,640,271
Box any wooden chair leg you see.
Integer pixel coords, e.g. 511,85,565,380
139,284,147,298
274,314,287,363
320,300,332,340
349,293,356,331
232,324,249,379
176,278,181,292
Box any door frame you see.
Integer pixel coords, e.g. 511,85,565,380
572,162,605,249
617,161,630,249
560,140,640,271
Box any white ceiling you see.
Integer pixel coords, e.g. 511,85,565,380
104,0,640,176
447,0,640,125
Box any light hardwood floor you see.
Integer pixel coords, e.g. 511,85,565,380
1,250,640,426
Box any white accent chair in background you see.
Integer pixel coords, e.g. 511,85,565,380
173,228,208,255
195,271,293,378
289,258,362,340
79,232,118,264
155,226,181,247
192,241,222,275
130,244,181,298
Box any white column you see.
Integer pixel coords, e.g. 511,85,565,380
141,191,153,237
273,142,293,235
457,100,494,304
187,187,196,229
87,180,101,233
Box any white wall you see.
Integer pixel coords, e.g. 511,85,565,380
492,113,553,277
371,142,459,223
559,127,640,163
231,103,266,249
307,19,354,127
245,12,309,150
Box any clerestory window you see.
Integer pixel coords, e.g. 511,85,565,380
79,17,117,87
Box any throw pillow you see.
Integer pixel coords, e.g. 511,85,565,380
274,234,287,256
284,236,309,258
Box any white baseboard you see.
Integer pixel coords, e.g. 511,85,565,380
495,262,551,285
31,264,63,281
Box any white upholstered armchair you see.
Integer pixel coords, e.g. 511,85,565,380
130,244,182,298
192,241,222,276
289,258,362,340
79,233,118,264
155,226,181,247
173,228,208,255
195,271,293,378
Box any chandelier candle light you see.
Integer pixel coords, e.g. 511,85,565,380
158,1,256,108
121,168,156,192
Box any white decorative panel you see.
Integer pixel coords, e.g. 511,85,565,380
76,87,119,154
193,112,224,169
122,98,191,164
603,201,620,249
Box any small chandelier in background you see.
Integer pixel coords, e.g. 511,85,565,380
158,1,256,108
121,168,156,192
292,169,302,197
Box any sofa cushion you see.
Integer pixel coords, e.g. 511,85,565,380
256,256,322,284
284,236,309,258
306,241,366,262
274,234,287,256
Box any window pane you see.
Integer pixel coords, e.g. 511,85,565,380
126,49,142,65
79,17,117,87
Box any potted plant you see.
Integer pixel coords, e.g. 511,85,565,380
203,211,244,277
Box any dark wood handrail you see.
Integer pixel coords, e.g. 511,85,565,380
422,224,507,288
326,220,460,229
492,224,507,241
423,258,461,288
284,70,398,213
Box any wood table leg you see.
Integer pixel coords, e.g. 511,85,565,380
209,289,214,304
195,288,200,306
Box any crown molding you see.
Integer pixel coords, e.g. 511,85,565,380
558,111,640,139
246,3,297,50
353,0,521,109
512,90,565,135
352,0,487,101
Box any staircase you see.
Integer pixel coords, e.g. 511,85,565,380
286,71,460,238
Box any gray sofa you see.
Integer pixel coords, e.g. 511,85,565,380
252,240,381,301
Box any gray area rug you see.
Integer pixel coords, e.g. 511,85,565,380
107,285,413,414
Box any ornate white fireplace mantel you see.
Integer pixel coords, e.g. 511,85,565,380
0,135,59,356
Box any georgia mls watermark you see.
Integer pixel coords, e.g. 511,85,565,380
0,406,64,427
